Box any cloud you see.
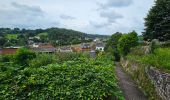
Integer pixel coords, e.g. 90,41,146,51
0,2,60,29
60,14,76,20
89,21,111,28
99,0,133,9
11,2,44,16
100,10,123,23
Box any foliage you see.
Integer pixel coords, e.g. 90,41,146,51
0,38,7,47
149,39,160,54
0,54,124,100
127,47,170,72
105,32,122,61
143,0,170,41
14,48,36,66
118,31,138,56
29,54,57,68
6,34,18,40
0,28,109,47
142,48,170,72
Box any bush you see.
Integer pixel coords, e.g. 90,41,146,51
149,39,160,54
14,48,36,66
0,54,124,100
29,54,57,68
118,31,138,56
127,47,170,72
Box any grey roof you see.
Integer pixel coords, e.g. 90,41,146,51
81,43,90,49
96,43,105,47
32,48,56,53
59,46,72,51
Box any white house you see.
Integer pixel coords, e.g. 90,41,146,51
32,43,39,48
95,43,105,51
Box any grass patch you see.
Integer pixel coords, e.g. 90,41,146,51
127,47,170,72
37,32,48,36
5,34,18,39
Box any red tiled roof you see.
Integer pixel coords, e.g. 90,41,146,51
39,44,55,48
1,48,18,55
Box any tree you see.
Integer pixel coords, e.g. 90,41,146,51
118,31,138,56
0,38,7,47
105,32,122,61
105,32,122,51
14,48,36,66
143,0,170,41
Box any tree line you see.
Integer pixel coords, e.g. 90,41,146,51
0,28,109,47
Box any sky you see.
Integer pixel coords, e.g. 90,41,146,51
0,0,155,35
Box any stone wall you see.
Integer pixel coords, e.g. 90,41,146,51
147,67,170,100
120,58,170,100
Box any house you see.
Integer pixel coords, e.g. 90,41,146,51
95,43,105,51
81,43,91,52
72,46,82,52
93,38,100,42
32,43,56,53
0,47,21,55
28,40,34,45
29,36,40,40
58,46,72,53
32,43,39,48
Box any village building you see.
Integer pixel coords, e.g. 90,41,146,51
32,43,56,53
81,43,91,52
58,46,73,53
0,47,21,55
95,43,105,51
72,47,82,52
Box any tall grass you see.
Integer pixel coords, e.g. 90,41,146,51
127,47,170,72
142,48,170,71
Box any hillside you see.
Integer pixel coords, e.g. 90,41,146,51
0,28,109,47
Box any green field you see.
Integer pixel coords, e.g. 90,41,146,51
37,32,48,36
5,34,18,39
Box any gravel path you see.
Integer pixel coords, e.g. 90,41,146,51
115,63,148,100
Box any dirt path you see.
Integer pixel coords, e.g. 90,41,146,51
115,63,148,100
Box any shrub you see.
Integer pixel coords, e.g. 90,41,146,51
0,54,124,100
14,48,36,66
118,31,138,56
29,54,57,68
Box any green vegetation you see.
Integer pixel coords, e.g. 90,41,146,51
0,49,124,100
143,0,170,41
37,32,48,36
0,28,109,47
105,32,122,61
127,47,170,72
105,31,138,61
118,31,138,56
6,34,19,39
14,48,36,66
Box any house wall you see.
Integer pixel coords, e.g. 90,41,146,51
96,47,104,51
1,48,18,55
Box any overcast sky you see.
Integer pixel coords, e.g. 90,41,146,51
0,0,154,35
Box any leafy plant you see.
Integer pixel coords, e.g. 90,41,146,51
118,31,138,56
14,48,36,66
0,53,124,100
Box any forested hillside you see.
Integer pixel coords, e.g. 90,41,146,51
0,28,109,47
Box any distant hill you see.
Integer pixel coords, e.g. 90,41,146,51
0,27,109,47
